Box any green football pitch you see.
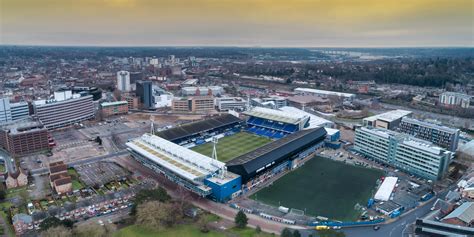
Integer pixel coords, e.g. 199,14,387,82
251,156,384,221
191,132,272,162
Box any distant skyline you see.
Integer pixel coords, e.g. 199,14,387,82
1,0,473,47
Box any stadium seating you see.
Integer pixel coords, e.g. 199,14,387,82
246,116,298,139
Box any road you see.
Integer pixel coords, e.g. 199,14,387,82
30,150,128,176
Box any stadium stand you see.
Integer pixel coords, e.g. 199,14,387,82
126,133,241,201
244,107,309,139
227,127,327,182
157,114,242,143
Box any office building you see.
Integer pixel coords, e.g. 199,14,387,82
116,71,131,92
0,98,30,123
33,92,95,129
123,93,139,110
136,81,154,109
439,92,472,108
399,117,460,152
70,86,102,101
362,109,412,130
172,96,214,113
354,127,453,180
0,118,49,157
100,101,129,117
215,97,247,111
10,102,30,121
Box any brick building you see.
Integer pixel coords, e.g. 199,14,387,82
100,101,129,117
49,161,72,194
0,118,49,157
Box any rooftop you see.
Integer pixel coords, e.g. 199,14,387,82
279,106,334,128
364,109,412,123
294,87,355,98
244,106,308,125
101,101,128,107
442,202,474,224
126,133,226,182
0,118,45,134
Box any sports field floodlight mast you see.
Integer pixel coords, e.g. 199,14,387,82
211,136,226,178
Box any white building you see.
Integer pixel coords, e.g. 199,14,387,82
116,71,131,92
0,98,30,123
279,106,334,128
362,109,412,130
154,93,173,108
374,177,398,201
439,92,472,108
215,97,247,111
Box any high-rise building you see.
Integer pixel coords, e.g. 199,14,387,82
136,81,154,109
33,93,95,129
354,127,453,180
399,117,460,152
116,71,131,92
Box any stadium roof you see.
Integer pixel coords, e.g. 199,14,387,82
126,134,225,182
156,114,241,142
227,127,327,179
244,106,307,125
279,106,334,128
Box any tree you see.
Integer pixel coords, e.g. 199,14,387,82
281,228,293,237
256,225,262,233
293,230,301,237
39,217,74,231
136,201,181,231
74,224,105,237
131,187,171,216
197,215,209,233
234,210,248,229
40,225,72,237
317,229,346,237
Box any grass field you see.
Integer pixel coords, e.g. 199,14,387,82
114,225,271,237
251,156,384,221
191,132,272,162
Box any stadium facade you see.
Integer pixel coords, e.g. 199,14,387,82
226,127,327,183
126,133,241,202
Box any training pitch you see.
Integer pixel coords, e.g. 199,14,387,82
251,156,384,221
191,132,272,162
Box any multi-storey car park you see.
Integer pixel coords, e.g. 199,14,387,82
354,126,453,180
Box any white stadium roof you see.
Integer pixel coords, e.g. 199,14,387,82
126,134,225,182
374,177,398,201
363,109,412,123
244,106,307,125
279,106,334,128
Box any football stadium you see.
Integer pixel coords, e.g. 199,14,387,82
127,107,337,203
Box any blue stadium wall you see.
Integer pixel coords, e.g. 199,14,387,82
204,175,242,202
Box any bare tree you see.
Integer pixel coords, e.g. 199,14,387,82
40,225,73,237
136,201,181,231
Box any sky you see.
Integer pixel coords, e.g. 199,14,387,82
1,0,473,47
